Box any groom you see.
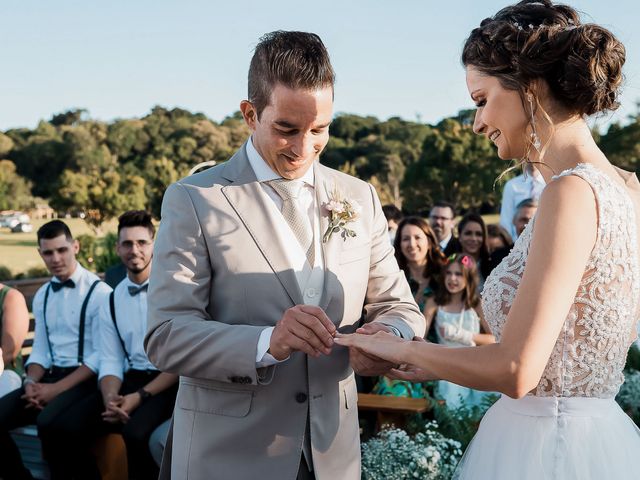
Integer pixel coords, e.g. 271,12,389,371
145,30,425,480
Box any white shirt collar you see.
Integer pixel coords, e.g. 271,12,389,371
246,137,315,187
439,233,452,249
54,262,84,284
122,276,149,288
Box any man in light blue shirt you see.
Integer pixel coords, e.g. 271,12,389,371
0,220,111,479
51,211,178,480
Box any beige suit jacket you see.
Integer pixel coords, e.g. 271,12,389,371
145,143,425,480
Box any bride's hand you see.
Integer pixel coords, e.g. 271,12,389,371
334,331,408,365
387,363,434,382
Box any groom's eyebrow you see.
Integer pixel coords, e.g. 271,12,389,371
275,120,332,129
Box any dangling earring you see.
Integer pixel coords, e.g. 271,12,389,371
527,93,541,151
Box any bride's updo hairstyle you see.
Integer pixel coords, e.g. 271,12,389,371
461,0,625,117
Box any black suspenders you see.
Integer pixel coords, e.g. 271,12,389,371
108,291,133,367
42,279,101,366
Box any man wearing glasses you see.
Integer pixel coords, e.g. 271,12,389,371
428,201,460,256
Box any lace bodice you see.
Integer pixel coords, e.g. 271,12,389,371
482,163,640,398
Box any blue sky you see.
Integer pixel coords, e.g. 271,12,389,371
1,0,639,131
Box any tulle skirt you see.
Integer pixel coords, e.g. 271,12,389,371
453,395,640,479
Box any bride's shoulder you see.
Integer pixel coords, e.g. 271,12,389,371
541,173,596,211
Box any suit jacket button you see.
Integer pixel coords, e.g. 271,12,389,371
295,392,308,403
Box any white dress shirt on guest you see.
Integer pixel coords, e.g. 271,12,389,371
98,277,156,380
499,171,546,239
27,263,111,373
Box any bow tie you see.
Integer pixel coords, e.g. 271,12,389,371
50,279,75,292
128,284,148,296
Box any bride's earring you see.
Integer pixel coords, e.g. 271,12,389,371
528,93,542,151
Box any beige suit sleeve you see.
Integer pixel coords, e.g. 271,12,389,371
362,183,426,339
144,182,273,385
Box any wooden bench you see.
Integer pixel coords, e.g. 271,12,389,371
358,392,432,431
6,277,128,480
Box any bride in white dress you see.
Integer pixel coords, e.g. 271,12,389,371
335,1,640,477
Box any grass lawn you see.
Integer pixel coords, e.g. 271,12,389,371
0,218,116,277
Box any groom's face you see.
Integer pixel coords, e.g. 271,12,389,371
241,83,333,179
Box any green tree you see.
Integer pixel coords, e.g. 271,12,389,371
0,160,34,210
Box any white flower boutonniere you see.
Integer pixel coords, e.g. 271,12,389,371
322,186,362,243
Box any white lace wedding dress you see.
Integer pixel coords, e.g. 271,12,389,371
454,163,640,479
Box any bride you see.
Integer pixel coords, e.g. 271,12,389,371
336,0,640,477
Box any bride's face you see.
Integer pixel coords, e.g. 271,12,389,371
466,66,530,160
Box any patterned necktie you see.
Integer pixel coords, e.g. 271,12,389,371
50,279,75,292
128,284,149,296
267,179,315,266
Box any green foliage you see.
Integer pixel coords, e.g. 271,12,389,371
12,266,50,280
0,160,35,210
0,265,12,281
76,232,120,273
3,103,640,228
626,344,640,372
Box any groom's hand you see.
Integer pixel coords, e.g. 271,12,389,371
349,323,398,376
269,305,336,360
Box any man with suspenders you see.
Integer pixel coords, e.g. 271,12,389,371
0,220,111,479
52,210,178,479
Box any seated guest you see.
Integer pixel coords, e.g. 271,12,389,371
457,213,492,287
486,224,513,253
0,282,29,397
423,254,495,408
486,224,514,273
429,201,461,255
52,211,177,480
499,163,545,240
0,220,111,480
513,198,538,238
149,418,171,467
374,217,445,398
394,216,446,310
382,204,403,244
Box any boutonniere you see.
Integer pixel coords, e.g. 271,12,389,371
322,185,362,243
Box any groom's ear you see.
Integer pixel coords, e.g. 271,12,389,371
240,100,257,130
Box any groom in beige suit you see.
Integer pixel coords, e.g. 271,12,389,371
145,31,425,480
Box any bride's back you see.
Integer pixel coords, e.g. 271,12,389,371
482,162,640,398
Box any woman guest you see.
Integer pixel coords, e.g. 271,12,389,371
394,216,445,311
487,224,513,253
457,213,492,286
0,283,29,397
373,217,445,398
336,1,640,477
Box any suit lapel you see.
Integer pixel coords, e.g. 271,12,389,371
315,164,342,311
221,145,304,306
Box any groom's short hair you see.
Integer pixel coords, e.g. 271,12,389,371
248,30,335,119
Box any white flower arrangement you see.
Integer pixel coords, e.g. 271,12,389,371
322,185,362,243
361,421,463,480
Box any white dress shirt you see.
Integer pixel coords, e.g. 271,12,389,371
499,172,546,239
98,277,157,380
439,233,453,251
27,263,111,373
246,138,324,367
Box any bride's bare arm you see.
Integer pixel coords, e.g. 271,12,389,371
338,175,597,398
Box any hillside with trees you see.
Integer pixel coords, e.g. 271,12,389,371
2,106,640,229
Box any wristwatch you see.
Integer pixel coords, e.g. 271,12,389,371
137,388,152,403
